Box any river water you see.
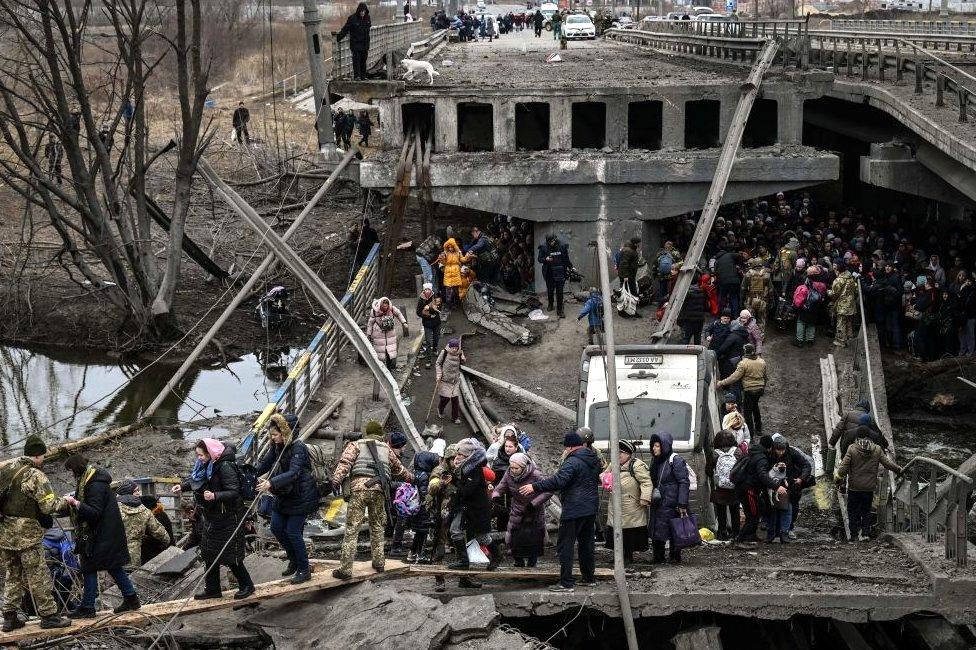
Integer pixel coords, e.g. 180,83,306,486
0,344,300,447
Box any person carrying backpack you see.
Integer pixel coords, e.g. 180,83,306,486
792,266,827,347
731,436,785,549
331,421,413,580
577,288,604,345
254,414,319,585
707,429,742,541
400,452,440,563
655,241,680,303
173,440,254,601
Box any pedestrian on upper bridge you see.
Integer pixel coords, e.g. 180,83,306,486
538,234,572,319
533,9,544,37
337,3,372,82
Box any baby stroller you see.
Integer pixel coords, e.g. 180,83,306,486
256,286,290,329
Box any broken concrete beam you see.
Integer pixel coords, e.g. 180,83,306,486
461,365,576,423
155,547,200,576
672,626,723,650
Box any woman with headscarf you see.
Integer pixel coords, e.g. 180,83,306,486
435,338,465,425
488,429,523,537
254,413,319,584
172,439,254,600
646,433,690,564
492,453,551,567
436,238,472,307
604,440,652,566
366,297,408,371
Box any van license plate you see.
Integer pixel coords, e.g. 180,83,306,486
624,355,662,365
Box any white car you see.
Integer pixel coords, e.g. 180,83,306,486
612,15,635,29
563,13,596,39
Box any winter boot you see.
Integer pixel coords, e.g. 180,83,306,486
332,568,353,580
458,576,482,588
113,593,141,614
39,614,72,629
2,612,24,632
486,542,501,571
281,561,297,577
447,540,469,570
68,607,96,619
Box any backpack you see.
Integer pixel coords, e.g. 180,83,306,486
803,280,822,310
728,453,751,486
713,448,738,489
306,443,333,498
657,251,674,277
235,463,259,502
668,453,697,492
393,483,421,517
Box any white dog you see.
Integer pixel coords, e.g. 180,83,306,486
400,58,440,85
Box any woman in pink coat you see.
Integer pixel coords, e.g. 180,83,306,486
491,453,552,567
366,297,408,370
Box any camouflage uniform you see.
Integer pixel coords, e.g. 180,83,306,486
426,445,458,561
740,258,774,331
0,458,66,618
332,438,412,574
118,497,170,568
829,271,859,346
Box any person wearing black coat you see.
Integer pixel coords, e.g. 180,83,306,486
446,438,497,587
255,413,319,584
174,439,254,600
647,433,690,563
617,240,639,295
713,248,742,314
522,431,601,592
62,455,142,618
678,284,708,345
337,3,372,81
734,436,785,549
537,234,573,318
769,434,812,537
717,320,749,378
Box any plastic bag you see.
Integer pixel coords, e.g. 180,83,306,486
669,513,702,550
466,539,490,569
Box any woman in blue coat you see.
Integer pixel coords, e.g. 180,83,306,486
647,432,690,564
255,413,320,584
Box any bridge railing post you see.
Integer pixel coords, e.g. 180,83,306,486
936,70,945,106
925,466,938,543
915,58,924,94
959,88,969,122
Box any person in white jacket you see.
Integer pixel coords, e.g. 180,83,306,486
366,297,408,371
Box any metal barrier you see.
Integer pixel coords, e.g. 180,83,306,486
332,21,428,80
634,17,808,40
850,278,974,567
809,28,976,53
807,35,976,122
239,243,380,461
829,18,976,35
891,456,973,567
606,25,805,68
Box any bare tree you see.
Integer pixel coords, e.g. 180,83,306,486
0,0,214,341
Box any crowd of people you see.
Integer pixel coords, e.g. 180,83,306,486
654,190,976,361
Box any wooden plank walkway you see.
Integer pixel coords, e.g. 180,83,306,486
1,560,407,646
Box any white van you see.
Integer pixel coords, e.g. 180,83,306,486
578,344,721,523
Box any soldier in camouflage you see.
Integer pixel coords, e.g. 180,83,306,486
829,263,860,347
330,420,413,580
0,435,71,631
115,480,171,569
426,443,458,593
740,257,774,332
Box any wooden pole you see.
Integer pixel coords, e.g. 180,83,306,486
143,146,359,419
596,215,640,650
459,365,576,422
652,40,779,342
197,158,425,452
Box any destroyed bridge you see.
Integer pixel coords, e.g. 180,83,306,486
8,15,976,650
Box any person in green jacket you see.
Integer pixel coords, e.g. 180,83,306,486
551,11,562,40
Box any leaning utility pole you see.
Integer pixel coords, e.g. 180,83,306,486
303,0,338,159
596,208,640,650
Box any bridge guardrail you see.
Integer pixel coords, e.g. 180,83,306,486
239,243,380,461
810,28,976,53
332,21,428,80
828,18,976,35
606,25,806,68
808,35,976,123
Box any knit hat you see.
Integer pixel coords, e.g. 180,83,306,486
422,282,433,291
619,439,636,455
563,431,584,447
116,479,138,496
23,435,47,457
447,337,460,348
443,443,458,461
721,308,732,317
723,391,737,404
389,431,408,449
771,433,788,450
456,438,478,458
364,420,384,440
743,343,756,357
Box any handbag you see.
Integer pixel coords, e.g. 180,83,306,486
465,539,490,569
669,513,702,550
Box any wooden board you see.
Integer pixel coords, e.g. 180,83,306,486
2,560,406,646
408,566,614,580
